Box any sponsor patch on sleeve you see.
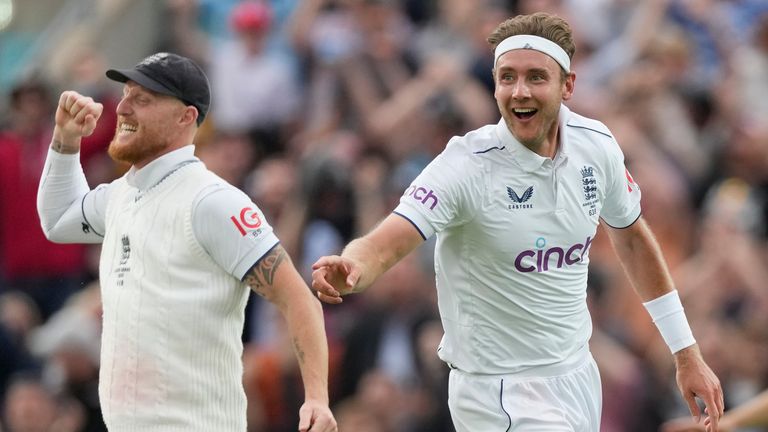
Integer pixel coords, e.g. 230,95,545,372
231,206,263,236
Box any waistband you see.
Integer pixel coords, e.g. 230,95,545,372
447,344,592,380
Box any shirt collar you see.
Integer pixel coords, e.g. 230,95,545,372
495,104,571,173
126,145,197,190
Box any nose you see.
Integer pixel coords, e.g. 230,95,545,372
511,80,530,99
116,97,131,116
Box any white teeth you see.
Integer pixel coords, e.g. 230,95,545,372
513,108,536,113
120,124,137,133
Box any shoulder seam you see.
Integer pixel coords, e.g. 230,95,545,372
473,146,506,155
567,124,613,139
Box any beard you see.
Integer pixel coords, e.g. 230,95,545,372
499,104,560,153
108,127,171,165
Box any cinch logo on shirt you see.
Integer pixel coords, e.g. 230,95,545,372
514,236,593,273
231,207,262,236
404,185,439,210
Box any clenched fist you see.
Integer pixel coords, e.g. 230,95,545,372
53,91,104,153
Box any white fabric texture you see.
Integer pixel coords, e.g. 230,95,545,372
394,104,641,375
448,350,602,431
37,146,278,280
38,146,281,430
99,162,248,431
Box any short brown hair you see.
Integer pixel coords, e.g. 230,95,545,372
487,12,576,60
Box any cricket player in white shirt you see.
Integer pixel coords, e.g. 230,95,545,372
312,12,723,432
37,52,337,432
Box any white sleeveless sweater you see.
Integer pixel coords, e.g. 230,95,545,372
99,162,248,431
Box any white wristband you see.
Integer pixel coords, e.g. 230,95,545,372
642,290,696,354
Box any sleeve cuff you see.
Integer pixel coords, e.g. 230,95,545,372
601,203,641,229
393,203,436,239
46,148,82,174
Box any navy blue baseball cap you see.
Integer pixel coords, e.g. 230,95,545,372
106,52,210,125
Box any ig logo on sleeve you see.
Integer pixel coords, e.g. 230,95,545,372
231,207,262,236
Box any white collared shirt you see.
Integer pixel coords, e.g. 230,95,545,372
393,105,641,374
38,145,277,279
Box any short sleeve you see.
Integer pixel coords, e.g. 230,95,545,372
192,184,279,280
599,139,642,228
393,140,483,239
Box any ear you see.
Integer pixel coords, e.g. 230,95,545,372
179,106,198,126
562,71,576,101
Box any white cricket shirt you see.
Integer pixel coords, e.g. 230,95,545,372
394,104,641,375
38,146,279,431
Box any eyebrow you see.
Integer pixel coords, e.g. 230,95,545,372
497,66,551,75
123,85,166,99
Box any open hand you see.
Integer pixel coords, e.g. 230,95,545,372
311,255,361,304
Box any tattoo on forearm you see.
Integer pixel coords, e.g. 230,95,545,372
51,139,77,154
292,337,306,365
244,244,287,299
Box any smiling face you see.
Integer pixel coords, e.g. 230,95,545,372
108,81,193,168
494,49,574,156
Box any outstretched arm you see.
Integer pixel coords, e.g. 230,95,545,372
604,217,724,431
311,213,424,304
244,244,336,432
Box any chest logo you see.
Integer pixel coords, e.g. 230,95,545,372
507,185,534,209
114,235,131,287
581,166,598,215
507,186,534,203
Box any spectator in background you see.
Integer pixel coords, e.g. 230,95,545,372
28,281,105,431
718,12,768,125
2,373,61,432
195,131,257,188
0,292,40,402
210,0,301,156
291,0,496,160
0,79,87,320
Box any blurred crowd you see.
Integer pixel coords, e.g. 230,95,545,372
1,0,768,431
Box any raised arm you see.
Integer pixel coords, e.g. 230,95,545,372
37,91,107,244
604,217,724,431
243,244,337,432
311,213,425,304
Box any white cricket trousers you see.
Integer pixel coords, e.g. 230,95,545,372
447,348,602,431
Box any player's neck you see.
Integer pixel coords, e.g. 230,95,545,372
533,127,560,159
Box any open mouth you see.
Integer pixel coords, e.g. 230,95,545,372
513,108,537,120
118,122,138,136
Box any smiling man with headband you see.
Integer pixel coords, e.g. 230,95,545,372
310,12,723,432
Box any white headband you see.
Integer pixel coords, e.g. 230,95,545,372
494,35,571,73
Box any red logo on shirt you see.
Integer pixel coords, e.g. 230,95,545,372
625,168,636,192
231,207,262,236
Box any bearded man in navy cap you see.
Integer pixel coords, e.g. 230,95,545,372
37,52,337,432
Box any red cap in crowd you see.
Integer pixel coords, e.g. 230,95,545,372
230,1,272,32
